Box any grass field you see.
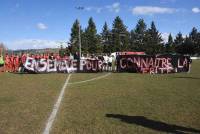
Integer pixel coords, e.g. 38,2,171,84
0,61,200,134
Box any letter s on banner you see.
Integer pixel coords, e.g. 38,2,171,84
24,57,35,71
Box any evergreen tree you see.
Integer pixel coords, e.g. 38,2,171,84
197,32,200,55
174,32,184,54
146,21,163,54
174,32,184,45
112,16,129,52
130,19,147,51
85,17,98,54
59,45,65,57
81,30,88,53
69,19,82,54
189,27,198,55
189,27,198,43
101,22,111,53
96,34,103,54
69,18,200,55
183,36,195,55
165,33,174,53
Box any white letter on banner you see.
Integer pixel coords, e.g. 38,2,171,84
71,60,77,72
47,59,57,72
80,59,86,71
24,57,35,71
98,60,103,70
36,59,47,72
58,60,68,72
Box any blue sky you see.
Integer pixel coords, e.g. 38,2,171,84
0,0,200,50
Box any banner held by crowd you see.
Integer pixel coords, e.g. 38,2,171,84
0,51,192,74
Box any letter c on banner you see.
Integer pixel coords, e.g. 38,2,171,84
120,58,126,69
127,58,133,69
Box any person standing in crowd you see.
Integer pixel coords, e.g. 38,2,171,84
35,54,40,61
103,54,109,71
5,54,11,72
49,53,54,60
20,53,27,73
74,52,79,60
111,55,116,72
21,53,27,64
14,54,19,72
188,57,192,73
116,52,120,72
11,54,15,72
56,53,61,60
108,55,113,71
0,54,4,72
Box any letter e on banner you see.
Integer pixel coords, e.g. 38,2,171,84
47,59,57,72
24,57,35,71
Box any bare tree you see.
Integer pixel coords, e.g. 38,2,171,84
0,42,7,55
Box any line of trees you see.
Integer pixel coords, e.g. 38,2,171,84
68,16,200,55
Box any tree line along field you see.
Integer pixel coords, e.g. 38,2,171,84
0,60,199,134
66,16,200,57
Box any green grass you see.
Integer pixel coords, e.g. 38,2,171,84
0,73,67,134
52,60,200,134
0,61,200,134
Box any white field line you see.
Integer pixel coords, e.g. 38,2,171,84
42,74,71,134
68,73,111,85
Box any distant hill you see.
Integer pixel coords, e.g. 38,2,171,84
6,48,60,55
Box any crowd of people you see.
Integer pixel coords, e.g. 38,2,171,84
0,52,117,73
0,53,61,72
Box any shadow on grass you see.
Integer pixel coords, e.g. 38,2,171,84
106,114,200,134
169,76,200,80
